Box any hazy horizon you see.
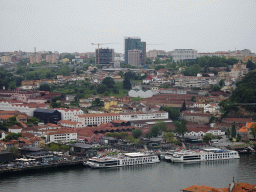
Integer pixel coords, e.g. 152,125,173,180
1,0,255,53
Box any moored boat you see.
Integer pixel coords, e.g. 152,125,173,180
84,152,160,168
165,148,240,163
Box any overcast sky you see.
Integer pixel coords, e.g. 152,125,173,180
0,0,255,53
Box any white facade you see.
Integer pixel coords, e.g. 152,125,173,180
55,108,84,121
204,104,220,114
128,90,157,98
184,129,225,138
0,101,46,116
72,113,120,126
171,49,197,62
120,111,168,121
46,132,77,143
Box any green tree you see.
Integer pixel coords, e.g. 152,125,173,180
10,147,20,158
246,60,256,71
183,64,201,76
163,132,174,143
92,98,104,107
132,129,142,139
219,79,225,88
249,123,256,140
191,96,196,102
102,77,115,88
226,128,230,138
231,124,236,138
27,117,39,125
174,119,188,140
4,133,22,141
97,84,108,94
154,121,167,132
160,106,180,120
60,145,69,152
203,133,214,143
49,143,60,151
123,78,132,90
147,125,162,138
39,84,51,91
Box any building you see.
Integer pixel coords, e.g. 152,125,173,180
125,37,146,65
34,108,61,124
54,108,84,121
72,113,120,127
45,129,77,143
128,49,143,67
95,48,114,65
120,111,168,122
1,56,11,63
170,49,197,62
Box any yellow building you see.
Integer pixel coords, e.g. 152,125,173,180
104,98,118,111
62,58,69,63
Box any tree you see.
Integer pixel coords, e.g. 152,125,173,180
231,124,236,138
102,77,115,88
163,132,174,143
154,121,167,132
191,96,196,102
27,117,39,125
249,123,256,140
39,83,51,91
147,125,162,138
174,119,187,140
49,143,60,151
226,128,230,138
92,98,104,107
123,78,132,90
132,129,142,139
219,79,225,88
160,106,180,120
203,133,214,143
4,133,22,141
60,145,69,152
96,84,108,94
10,147,20,158
246,60,256,71
183,64,201,76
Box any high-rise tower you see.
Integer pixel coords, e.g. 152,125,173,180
124,37,146,65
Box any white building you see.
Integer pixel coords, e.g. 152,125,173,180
128,90,157,98
55,108,84,121
171,49,197,62
72,113,120,127
58,120,82,128
120,111,168,121
0,100,46,116
45,130,77,143
204,104,220,114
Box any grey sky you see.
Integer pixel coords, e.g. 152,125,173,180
0,0,255,53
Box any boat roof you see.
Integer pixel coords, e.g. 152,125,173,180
124,152,148,157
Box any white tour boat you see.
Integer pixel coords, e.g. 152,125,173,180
165,148,240,163
84,152,160,168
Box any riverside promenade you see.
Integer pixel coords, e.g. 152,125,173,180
0,159,86,176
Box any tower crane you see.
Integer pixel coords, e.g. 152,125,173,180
91,43,120,65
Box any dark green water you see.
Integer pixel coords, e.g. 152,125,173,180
1,154,256,192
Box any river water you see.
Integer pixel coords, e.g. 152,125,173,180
1,154,256,192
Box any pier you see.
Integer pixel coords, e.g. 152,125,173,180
0,160,85,176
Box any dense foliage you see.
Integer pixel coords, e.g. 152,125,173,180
230,71,256,112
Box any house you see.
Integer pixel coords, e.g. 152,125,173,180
8,125,22,133
143,76,153,84
58,120,82,128
204,103,220,114
120,111,168,122
0,131,6,140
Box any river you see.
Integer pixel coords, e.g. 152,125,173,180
1,154,256,192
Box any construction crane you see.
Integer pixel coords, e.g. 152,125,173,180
91,43,120,65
